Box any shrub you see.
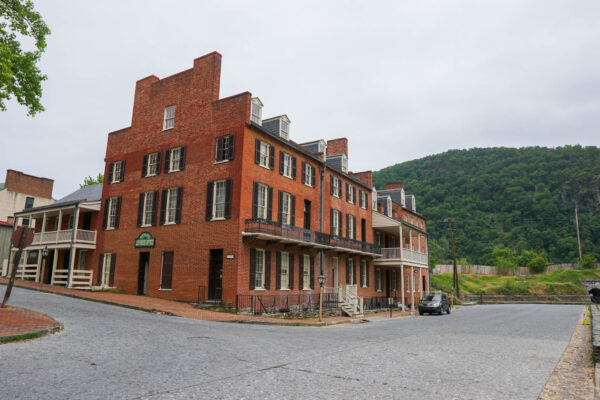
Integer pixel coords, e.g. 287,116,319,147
581,254,598,269
527,256,548,273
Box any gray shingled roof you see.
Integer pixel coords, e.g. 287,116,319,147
56,183,102,204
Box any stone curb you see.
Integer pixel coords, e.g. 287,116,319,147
0,322,63,344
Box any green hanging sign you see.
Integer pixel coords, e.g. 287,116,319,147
134,231,155,248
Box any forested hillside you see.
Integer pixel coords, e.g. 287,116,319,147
373,146,600,266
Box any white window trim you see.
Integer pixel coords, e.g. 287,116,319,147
302,254,311,290
141,191,154,227
280,252,289,290
258,141,270,169
333,177,341,198
256,183,268,220
102,254,112,287
163,106,175,131
251,99,263,125
348,185,355,204
282,153,293,179
146,152,159,177
281,192,291,225
169,147,182,173
361,260,367,288
255,249,265,289
212,180,227,221
111,161,122,184
106,197,118,230
165,188,178,225
332,209,341,236
303,163,312,187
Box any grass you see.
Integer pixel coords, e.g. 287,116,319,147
431,269,600,296
0,331,45,344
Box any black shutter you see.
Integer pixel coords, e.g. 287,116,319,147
137,193,144,227
141,156,148,177
290,195,295,226
161,252,173,290
330,175,334,195
366,262,370,287
338,181,342,198
279,151,284,175
180,146,186,170
107,162,114,183
330,209,334,235
289,254,294,290
353,187,356,204
299,255,304,289
267,186,273,221
175,187,183,224
160,189,167,225
228,135,235,160
164,149,171,172
276,252,281,290
302,162,307,184
311,166,316,188
277,191,283,223
346,214,350,238
252,182,258,219
109,253,116,287
310,256,315,290
255,139,261,165
353,216,357,240
346,183,350,201
269,145,275,170
114,197,121,229
103,199,109,230
119,161,125,181
264,250,271,290
156,152,162,174
96,255,103,286
216,137,223,162
151,190,158,226
206,181,214,221
224,179,232,219
291,157,297,180
249,249,256,290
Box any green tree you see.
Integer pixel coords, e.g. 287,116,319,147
80,173,103,188
0,0,51,115
581,254,598,269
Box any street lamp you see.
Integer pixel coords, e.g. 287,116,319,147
318,274,325,287
318,274,326,322
42,246,49,259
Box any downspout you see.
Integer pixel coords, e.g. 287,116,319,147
66,204,79,287
319,165,326,279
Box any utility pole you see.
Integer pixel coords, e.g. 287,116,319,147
447,218,460,298
575,204,583,262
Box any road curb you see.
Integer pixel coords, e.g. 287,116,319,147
0,321,63,344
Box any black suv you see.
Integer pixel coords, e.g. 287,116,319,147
419,294,451,315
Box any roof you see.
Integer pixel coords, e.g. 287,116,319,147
0,220,13,227
57,184,103,204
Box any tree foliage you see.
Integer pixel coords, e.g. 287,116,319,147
373,146,600,265
0,0,50,115
80,173,103,188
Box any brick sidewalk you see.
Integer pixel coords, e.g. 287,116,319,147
0,278,413,325
0,306,62,342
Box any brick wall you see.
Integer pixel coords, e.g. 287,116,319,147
4,170,53,198
326,138,348,156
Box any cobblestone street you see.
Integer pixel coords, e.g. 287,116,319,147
0,287,583,400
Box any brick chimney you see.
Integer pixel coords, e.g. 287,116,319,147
326,138,348,156
4,170,53,199
350,171,373,187
385,182,405,190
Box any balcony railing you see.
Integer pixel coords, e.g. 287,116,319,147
244,219,381,255
32,229,97,246
379,247,428,265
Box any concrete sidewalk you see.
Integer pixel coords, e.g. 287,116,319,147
0,305,62,343
0,278,414,326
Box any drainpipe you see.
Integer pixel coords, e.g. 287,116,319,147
318,164,326,321
66,204,79,287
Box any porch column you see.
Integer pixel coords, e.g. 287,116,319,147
409,230,413,252
400,265,405,311
398,226,403,260
50,249,58,285
418,234,421,253
67,206,80,288
35,249,43,283
57,210,63,241
41,212,47,233
419,268,423,298
411,268,415,312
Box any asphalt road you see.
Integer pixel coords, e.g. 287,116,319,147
0,287,582,400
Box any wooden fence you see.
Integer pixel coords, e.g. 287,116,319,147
433,263,600,276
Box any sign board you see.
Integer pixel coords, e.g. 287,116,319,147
11,227,33,248
134,232,155,248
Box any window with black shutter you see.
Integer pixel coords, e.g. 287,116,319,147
175,187,183,224
224,179,232,219
109,254,116,287
309,256,314,290
264,250,271,290
160,251,173,290
310,166,316,188
249,248,256,290
206,181,214,220
216,135,235,162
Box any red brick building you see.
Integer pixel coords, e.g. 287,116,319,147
96,52,428,315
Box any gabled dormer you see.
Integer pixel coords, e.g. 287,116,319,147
250,97,263,125
262,115,291,140
326,153,348,173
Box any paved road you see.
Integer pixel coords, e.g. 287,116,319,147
0,287,582,400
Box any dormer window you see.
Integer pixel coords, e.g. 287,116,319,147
341,155,348,173
251,97,263,125
279,116,290,140
163,106,175,130
386,197,392,217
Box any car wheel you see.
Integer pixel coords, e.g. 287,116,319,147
419,311,424,315
438,307,443,315
447,306,451,314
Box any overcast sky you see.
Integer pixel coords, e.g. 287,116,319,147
1,1,599,198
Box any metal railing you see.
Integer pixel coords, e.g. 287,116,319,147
236,292,340,314
244,219,381,255
379,247,428,264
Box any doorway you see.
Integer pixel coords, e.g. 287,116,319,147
208,249,223,301
137,252,150,295
43,250,55,284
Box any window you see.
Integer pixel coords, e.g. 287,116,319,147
167,146,185,172
24,197,34,209
331,176,342,197
280,192,292,225
341,155,348,173
142,191,155,226
251,97,263,124
280,119,290,140
346,258,354,285
102,254,112,286
406,274,411,292
216,135,234,162
109,160,125,183
146,152,160,176
280,252,289,290
330,209,342,236
106,197,119,229
386,197,392,217
256,183,268,219
78,250,87,270
163,106,175,130
161,251,174,290
360,191,368,209
374,231,381,246
346,214,355,239
413,273,417,293
281,153,293,178
375,269,382,292
361,260,367,288
346,184,355,204
68,215,74,229
26,250,38,265
213,180,227,219
21,218,30,227
255,139,274,169
303,255,310,290
255,249,265,289
301,162,316,187
165,188,178,224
